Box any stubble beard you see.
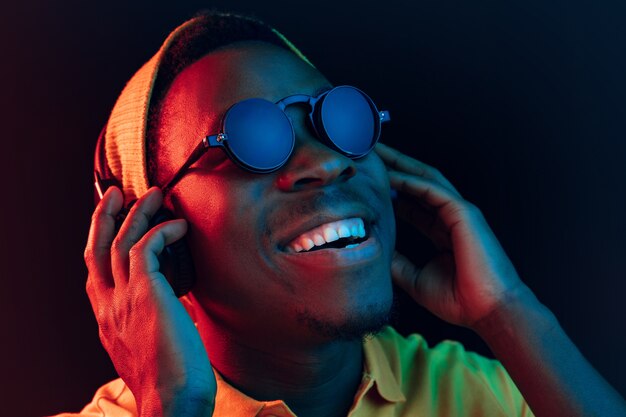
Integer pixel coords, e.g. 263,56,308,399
296,294,399,342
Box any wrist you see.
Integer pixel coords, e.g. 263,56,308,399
472,283,557,345
138,384,215,417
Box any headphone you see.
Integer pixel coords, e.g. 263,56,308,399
93,127,196,297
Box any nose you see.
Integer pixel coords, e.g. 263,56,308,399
275,115,356,192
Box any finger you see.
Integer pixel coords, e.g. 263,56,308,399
84,186,124,291
375,142,461,197
388,170,458,209
110,187,163,284
392,250,457,313
390,250,421,300
129,218,188,286
388,170,476,232
395,196,452,251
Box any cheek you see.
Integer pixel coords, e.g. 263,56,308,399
359,152,395,211
173,175,268,298
174,177,227,240
360,153,397,247
365,152,391,188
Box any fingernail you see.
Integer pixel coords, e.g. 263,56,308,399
103,185,120,199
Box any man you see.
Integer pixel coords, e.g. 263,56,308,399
56,11,626,417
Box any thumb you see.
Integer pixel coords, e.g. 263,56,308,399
391,250,422,300
392,250,458,314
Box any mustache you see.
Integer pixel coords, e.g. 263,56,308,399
266,186,383,236
290,187,367,216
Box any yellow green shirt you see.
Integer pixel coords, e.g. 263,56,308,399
50,326,533,417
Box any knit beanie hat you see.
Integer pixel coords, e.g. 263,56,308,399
100,11,314,202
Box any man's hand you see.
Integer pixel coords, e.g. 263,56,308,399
84,186,216,417
375,142,527,329
376,143,626,417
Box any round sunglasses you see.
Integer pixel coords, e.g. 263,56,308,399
162,85,390,192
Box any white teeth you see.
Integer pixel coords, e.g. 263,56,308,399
302,238,315,251
287,218,368,253
323,227,339,242
338,225,351,238
313,234,325,246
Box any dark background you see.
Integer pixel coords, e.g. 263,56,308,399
1,1,625,416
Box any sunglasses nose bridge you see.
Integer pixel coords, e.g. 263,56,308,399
279,99,321,141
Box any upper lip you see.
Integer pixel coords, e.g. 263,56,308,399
276,205,378,251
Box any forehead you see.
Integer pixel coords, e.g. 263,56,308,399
163,41,330,117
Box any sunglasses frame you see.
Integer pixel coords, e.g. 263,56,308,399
276,85,390,159
161,85,390,194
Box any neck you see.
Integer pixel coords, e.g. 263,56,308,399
191,300,364,417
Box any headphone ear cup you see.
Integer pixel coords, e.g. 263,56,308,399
150,208,196,297
94,126,195,297
161,238,196,297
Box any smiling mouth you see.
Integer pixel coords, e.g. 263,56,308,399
285,218,370,253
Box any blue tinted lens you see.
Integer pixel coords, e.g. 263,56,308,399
223,99,294,172
320,87,377,156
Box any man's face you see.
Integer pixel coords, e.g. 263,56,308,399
156,41,396,345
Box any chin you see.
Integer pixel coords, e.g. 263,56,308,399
296,290,395,342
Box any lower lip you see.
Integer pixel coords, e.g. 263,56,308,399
279,236,382,269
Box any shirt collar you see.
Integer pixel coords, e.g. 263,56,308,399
212,369,298,417
362,331,407,403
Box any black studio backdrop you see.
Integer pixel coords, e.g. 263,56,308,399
1,1,625,416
